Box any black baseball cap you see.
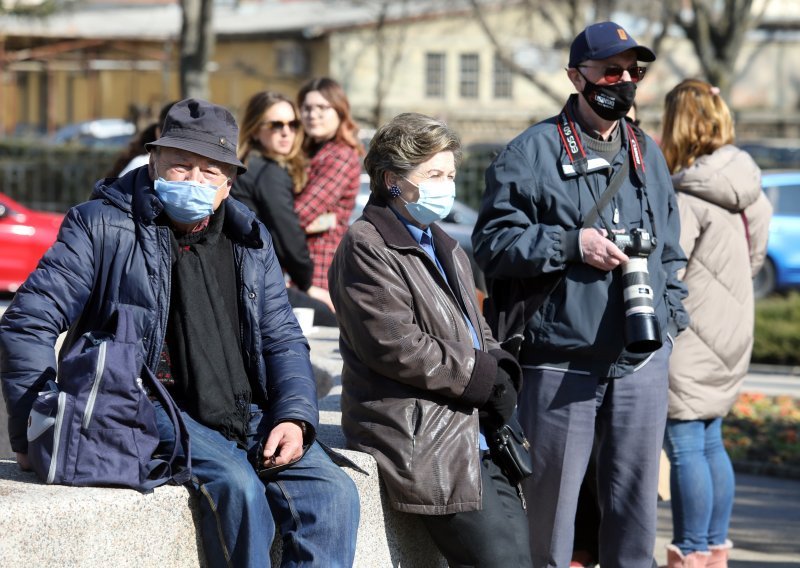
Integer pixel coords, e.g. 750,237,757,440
568,21,656,68
146,98,246,175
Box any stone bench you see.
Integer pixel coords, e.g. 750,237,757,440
0,326,446,567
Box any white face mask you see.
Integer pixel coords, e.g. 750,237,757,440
401,177,456,226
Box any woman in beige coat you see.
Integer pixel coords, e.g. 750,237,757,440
659,79,772,568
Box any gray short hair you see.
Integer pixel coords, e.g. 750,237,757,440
364,113,461,198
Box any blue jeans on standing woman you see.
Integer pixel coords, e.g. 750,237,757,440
153,401,360,567
664,417,735,555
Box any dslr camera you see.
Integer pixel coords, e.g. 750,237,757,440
611,228,662,353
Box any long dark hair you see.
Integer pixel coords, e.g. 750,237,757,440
297,77,364,156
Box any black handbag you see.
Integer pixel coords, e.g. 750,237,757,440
488,414,533,485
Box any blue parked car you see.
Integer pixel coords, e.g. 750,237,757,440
755,170,800,298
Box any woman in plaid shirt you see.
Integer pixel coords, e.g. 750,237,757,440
295,77,364,289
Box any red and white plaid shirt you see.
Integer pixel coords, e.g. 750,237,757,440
294,140,361,289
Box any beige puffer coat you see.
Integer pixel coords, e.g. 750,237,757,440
668,145,772,420
329,197,516,514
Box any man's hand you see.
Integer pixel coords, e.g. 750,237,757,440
16,452,31,472
581,228,629,271
261,421,305,468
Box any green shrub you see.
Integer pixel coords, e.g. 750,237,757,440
752,292,800,366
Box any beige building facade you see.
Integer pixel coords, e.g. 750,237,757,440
1,1,799,143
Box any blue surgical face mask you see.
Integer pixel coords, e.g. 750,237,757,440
153,174,227,224
401,177,456,226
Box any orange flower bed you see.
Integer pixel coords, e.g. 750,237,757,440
723,392,800,476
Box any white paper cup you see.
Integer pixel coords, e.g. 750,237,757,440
292,307,315,336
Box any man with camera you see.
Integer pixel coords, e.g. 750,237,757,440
472,21,688,568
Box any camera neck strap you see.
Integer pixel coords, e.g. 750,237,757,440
556,107,629,233
557,106,629,235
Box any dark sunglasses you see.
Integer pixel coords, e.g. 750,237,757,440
578,64,647,83
263,120,300,131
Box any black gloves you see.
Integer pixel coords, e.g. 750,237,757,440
479,364,518,430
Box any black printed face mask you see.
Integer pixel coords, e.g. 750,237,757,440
580,75,637,121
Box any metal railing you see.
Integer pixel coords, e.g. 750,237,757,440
0,142,118,212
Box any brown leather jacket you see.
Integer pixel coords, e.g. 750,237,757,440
329,197,518,514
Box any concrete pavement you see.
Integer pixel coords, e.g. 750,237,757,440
655,474,800,567
742,369,800,398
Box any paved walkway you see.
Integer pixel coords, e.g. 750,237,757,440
655,474,800,567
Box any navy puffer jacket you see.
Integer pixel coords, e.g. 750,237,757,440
0,166,318,453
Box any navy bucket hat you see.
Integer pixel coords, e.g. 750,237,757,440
568,21,656,68
146,98,246,175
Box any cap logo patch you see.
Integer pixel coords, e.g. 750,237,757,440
617,29,627,40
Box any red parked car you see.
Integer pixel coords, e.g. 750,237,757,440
0,192,63,293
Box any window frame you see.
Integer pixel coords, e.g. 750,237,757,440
459,53,480,99
425,52,446,99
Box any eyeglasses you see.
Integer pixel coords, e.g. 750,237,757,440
263,120,300,131
578,64,647,84
300,103,333,115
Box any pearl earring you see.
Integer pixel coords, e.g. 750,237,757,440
389,184,401,198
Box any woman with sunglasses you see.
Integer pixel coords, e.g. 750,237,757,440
233,91,337,324
659,79,772,568
295,77,364,290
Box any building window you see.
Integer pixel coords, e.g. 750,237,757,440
493,54,513,99
425,52,445,98
459,53,479,98
276,43,309,77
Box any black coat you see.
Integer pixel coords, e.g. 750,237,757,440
232,154,314,291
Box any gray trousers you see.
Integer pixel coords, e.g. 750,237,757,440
518,342,671,568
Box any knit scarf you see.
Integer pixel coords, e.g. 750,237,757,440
167,202,252,446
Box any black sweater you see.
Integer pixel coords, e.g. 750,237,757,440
232,154,314,291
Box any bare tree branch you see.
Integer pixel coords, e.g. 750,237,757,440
372,0,410,125
671,0,757,98
468,0,564,105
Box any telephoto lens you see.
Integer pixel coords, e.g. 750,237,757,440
620,257,662,353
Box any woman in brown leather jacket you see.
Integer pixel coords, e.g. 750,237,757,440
328,113,532,567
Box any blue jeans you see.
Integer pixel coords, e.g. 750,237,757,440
518,342,671,568
663,417,735,555
153,402,360,568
